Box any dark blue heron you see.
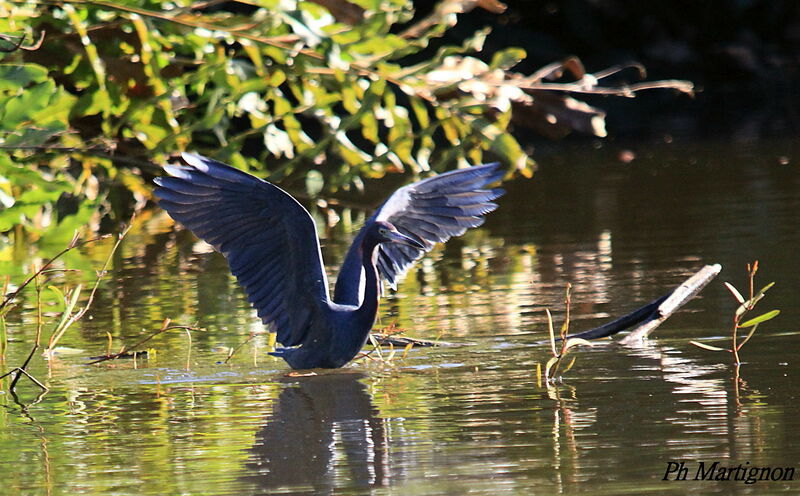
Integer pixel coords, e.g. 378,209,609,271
154,153,504,369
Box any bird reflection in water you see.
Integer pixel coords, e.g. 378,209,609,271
243,372,390,495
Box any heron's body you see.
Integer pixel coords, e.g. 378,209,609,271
154,153,504,369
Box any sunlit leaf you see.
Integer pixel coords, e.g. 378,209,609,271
756,281,775,297
48,285,67,312
545,356,559,379
545,308,557,357
563,338,594,351
0,64,48,91
489,47,526,70
740,309,780,328
561,356,578,374
724,282,745,304
689,340,728,352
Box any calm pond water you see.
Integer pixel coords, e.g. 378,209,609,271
1,136,799,495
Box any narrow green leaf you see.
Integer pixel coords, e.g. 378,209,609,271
561,356,578,374
743,281,776,308
48,285,66,313
47,284,83,350
409,97,430,128
756,281,775,297
689,340,728,352
740,309,780,328
737,323,759,350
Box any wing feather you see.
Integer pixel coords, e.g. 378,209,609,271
333,163,504,303
154,153,330,347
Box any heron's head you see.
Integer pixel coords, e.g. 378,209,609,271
372,221,425,249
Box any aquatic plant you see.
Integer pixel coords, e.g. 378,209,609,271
543,283,592,382
690,261,779,364
0,232,112,392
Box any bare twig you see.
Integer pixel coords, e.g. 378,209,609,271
2,275,48,392
223,333,259,364
620,264,722,344
87,318,203,364
519,79,694,97
184,328,193,370
369,333,458,347
44,222,133,353
0,31,45,52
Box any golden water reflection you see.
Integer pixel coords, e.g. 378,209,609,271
2,139,800,494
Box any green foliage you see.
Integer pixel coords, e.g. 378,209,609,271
0,0,542,239
1,0,693,242
690,261,779,364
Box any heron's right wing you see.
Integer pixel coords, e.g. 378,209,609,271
333,163,504,304
372,163,505,288
154,153,330,347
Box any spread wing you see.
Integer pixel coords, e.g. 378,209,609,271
334,163,504,303
374,163,505,288
153,153,330,347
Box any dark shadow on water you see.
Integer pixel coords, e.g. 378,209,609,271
242,372,390,495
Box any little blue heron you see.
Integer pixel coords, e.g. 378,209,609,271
154,153,504,369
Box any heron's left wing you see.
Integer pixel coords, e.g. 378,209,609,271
154,153,330,348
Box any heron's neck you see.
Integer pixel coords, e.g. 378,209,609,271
333,230,366,305
327,240,380,368
352,240,381,331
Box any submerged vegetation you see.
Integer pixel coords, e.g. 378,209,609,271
1,0,691,244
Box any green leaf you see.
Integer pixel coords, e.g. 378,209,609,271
1,124,66,147
737,324,759,350
51,284,82,339
48,285,67,313
489,48,527,71
756,282,775,297
689,340,728,352
490,131,531,174
740,309,780,328
561,356,578,374
409,97,430,128
0,64,48,91
1,79,55,127
71,85,113,118
743,281,775,309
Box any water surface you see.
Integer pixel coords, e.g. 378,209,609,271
1,136,798,495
